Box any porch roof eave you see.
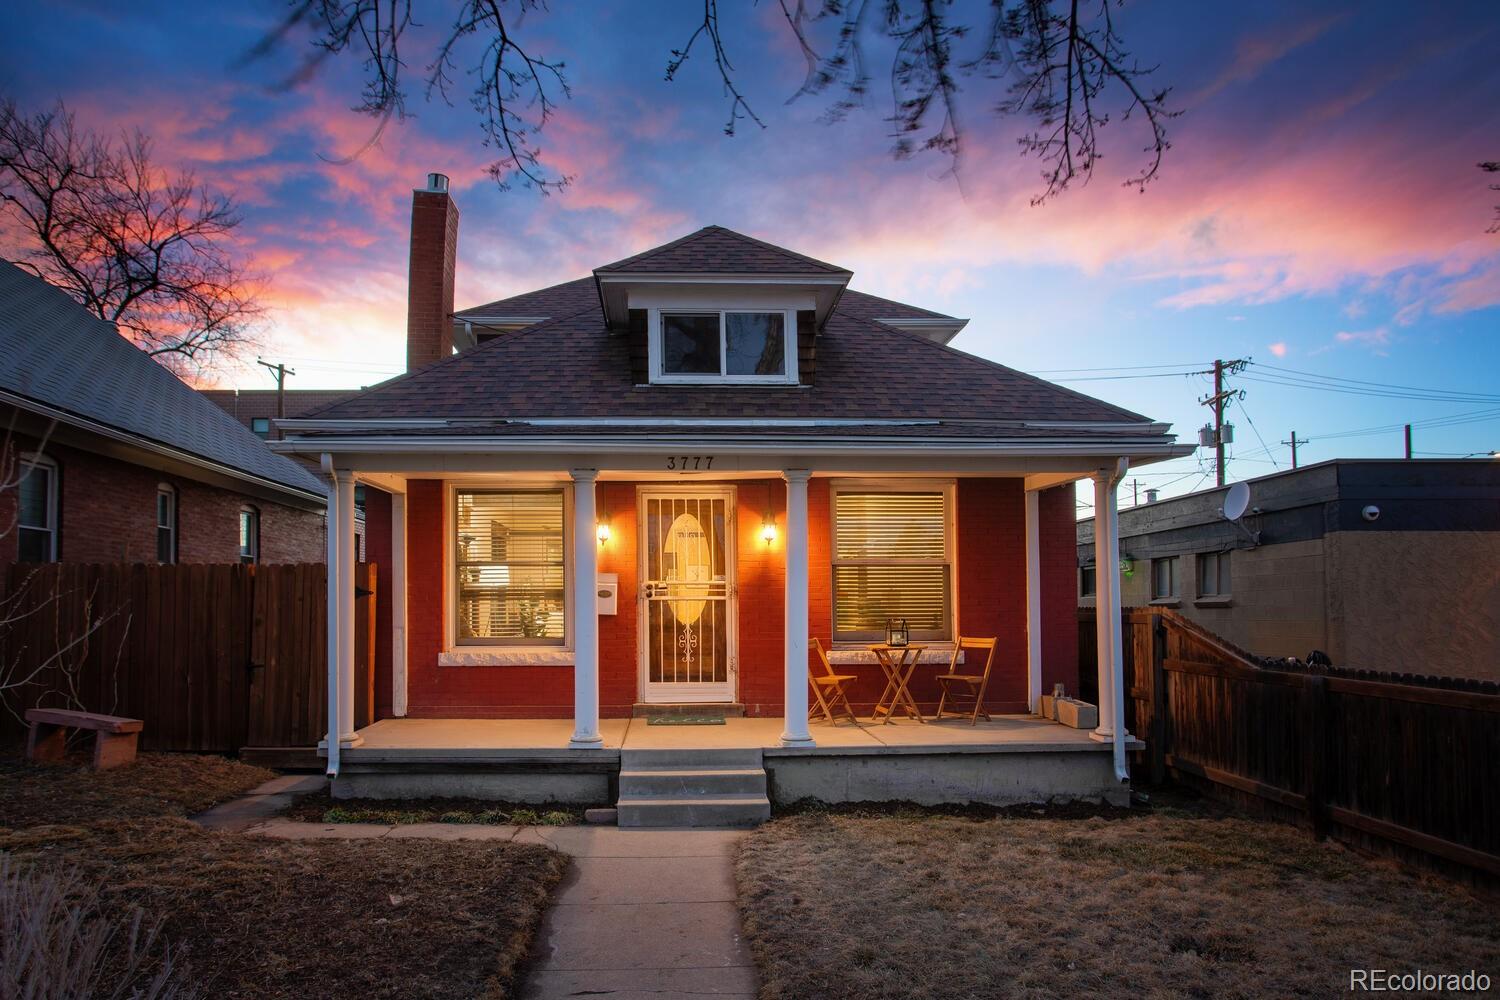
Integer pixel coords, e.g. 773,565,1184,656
269,431,1195,477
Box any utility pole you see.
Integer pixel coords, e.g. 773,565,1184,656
1196,358,1248,487
1128,478,1140,506
1282,430,1308,469
1404,424,1413,460
256,358,297,421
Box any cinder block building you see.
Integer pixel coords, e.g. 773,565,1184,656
1077,460,1500,681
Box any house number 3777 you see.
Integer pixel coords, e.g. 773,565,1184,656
666,456,714,471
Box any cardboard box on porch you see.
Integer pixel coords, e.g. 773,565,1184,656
1038,693,1058,720
1055,698,1098,730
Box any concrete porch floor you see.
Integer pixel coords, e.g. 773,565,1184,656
343,714,1107,762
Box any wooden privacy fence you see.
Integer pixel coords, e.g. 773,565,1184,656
1,562,375,753
1103,607,1500,879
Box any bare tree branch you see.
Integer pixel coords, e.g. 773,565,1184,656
665,0,767,137
0,100,262,377
249,0,1177,204
1483,160,1499,234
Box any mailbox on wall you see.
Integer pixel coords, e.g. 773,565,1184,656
597,573,618,615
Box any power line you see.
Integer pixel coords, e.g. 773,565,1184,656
1253,362,1500,400
1234,396,1279,471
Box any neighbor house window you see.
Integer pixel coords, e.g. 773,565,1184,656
1151,556,1178,601
250,417,271,439
831,485,952,643
653,310,794,383
455,489,566,645
1079,563,1096,599
17,455,58,563
1197,551,1230,599
156,484,177,564
238,506,259,564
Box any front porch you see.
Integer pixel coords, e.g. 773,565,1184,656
331,715,1135,809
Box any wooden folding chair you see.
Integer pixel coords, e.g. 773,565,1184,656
809,638,860,725
933,637,998,725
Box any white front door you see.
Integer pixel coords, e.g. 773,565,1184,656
638,487,737,704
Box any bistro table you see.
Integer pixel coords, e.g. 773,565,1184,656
869,643,929,724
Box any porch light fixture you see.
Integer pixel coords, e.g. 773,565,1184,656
761,520,777,544
596,521,611,544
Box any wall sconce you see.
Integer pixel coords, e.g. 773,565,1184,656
596,521,611,544
761,520,777,545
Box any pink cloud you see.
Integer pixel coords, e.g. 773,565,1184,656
1268,342,1288,358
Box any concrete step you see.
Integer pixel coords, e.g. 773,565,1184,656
616,794,771,829
619,767,767,798
631,702,746,718
620,748,764,770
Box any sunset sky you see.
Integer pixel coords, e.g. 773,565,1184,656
2,0,1498,499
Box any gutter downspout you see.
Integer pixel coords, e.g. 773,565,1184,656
1104,457,1130,785
322,454,340,780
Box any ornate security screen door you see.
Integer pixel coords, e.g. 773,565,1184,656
638,488,736,703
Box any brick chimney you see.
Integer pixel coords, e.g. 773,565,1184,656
406,172,459,371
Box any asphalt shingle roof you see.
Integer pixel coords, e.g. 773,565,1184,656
307,293,1147,429
594,226,849,274
0,261,327,498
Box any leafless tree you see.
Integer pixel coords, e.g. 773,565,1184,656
1483,160,1499,233
0,100,262,377
248,0,1177,202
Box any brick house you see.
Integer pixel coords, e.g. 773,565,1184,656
0,261,327,574
273,174,1194,814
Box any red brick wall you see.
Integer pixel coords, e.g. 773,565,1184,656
393,476,1073,720
0,437,324,576
405,189,459,371
1040,484,1081,698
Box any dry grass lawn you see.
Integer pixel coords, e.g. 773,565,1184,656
737,805,1500,1000
1,751,567,999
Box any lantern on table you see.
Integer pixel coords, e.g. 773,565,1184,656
886,618,909,647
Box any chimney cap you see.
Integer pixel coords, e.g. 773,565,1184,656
423,172,450,193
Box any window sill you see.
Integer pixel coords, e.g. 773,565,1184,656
1148,598,1182,608
439,649,573,667
1194,596,1233,608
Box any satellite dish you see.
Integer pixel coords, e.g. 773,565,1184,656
1221,482,1250,521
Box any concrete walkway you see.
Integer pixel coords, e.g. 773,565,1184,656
517,827,758,1000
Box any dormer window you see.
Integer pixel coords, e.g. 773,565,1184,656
651,309,797,384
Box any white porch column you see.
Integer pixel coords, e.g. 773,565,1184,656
780,469,815,748
1092,462,1130,750
390,491,409,718
1024,488,1043,714
335,470,359,747
569,469,603,748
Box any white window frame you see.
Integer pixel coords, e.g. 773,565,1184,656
17,453,59,563
1079,562,1096,600
828,478,957,646
444,480,574,654
156,483,177,564
238,505,259,564
649,308,799,385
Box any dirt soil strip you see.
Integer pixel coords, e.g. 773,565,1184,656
2,753,568,1000
735,808,1500,1000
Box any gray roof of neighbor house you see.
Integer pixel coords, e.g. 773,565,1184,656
300,227,1169,446
0,261,327,499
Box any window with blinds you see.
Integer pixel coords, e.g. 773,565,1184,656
831,488,952,642
455,489,566,644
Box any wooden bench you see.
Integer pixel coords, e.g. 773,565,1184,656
25,708,144,770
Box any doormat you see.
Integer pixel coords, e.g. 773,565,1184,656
646,714,727,726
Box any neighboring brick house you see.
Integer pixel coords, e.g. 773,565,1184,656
0,260,328,574
274,172,1193,771
1077,460,1500,681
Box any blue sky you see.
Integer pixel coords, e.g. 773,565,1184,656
2,0,1498,498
